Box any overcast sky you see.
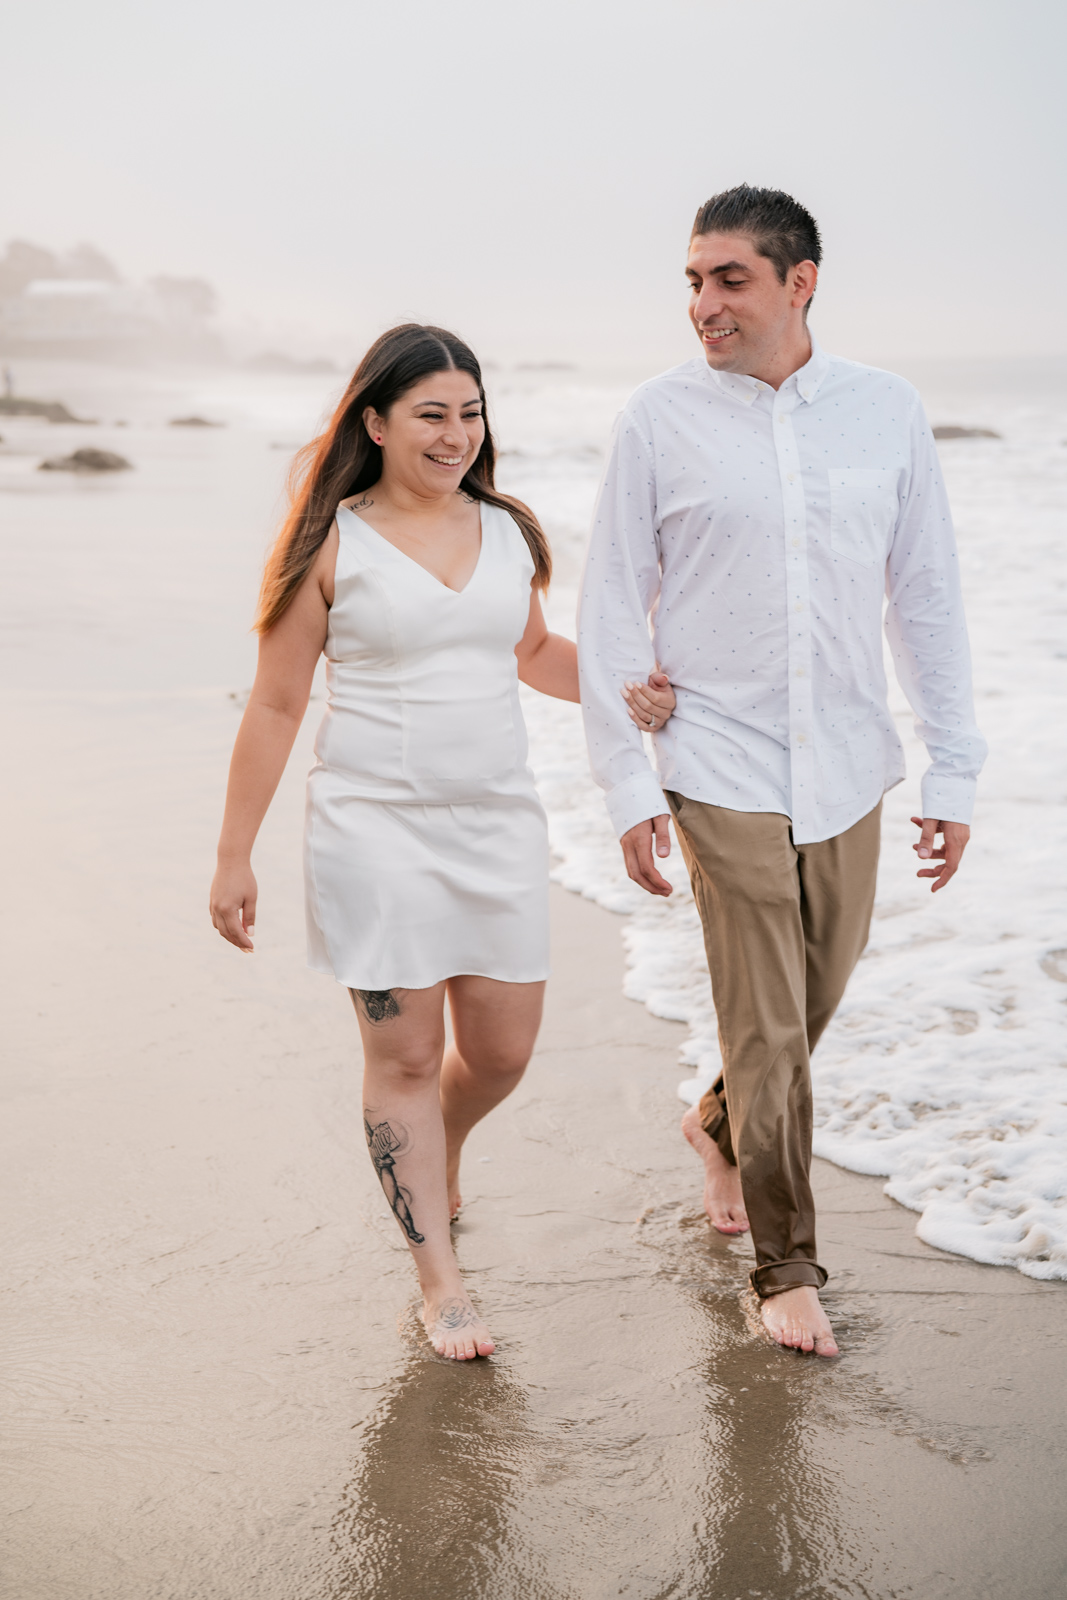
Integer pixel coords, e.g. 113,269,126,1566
3,0,1064,368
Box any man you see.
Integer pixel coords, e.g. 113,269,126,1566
578,185,985,1357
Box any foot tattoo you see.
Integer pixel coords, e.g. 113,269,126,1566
437,1297,479,1331
422,1294,495,1360
365,1115,425,1245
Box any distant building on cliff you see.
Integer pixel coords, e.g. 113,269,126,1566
0,240,222,362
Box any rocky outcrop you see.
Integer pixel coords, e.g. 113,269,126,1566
39,447,132,473
0,396,92,423
245,350,337,374
932,425,1001,441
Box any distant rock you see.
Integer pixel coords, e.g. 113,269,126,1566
0,396,93,423
169,415,224,428
932,425,1001,441
39,447,132,473
245,350,338,375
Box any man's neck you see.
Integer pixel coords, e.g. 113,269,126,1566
717,327,812,392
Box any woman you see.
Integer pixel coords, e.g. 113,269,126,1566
210,324,675,1360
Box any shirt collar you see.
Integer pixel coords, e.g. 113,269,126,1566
698,332,830,406
794,335,829,403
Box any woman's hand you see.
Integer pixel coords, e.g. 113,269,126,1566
210,859,258,951
622,670,677,733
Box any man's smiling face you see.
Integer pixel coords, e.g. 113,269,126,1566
686,231,816,382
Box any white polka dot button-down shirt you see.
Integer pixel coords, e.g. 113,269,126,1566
578,339,987,844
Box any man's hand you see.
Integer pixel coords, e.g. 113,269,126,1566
620,814,673,896
911,816,971,892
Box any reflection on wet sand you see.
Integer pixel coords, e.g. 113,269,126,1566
635,1206,869,1599
325,1331,568,1600
325,1217,886,1600
690,1292,873,1597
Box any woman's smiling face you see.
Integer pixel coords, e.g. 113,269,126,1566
365,370,485,498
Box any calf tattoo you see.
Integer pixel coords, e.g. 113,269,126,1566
364,1115,425,1245
355,989,401,1024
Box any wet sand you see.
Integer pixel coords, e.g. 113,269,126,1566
2,680,1066,1600
2,395,1065,1598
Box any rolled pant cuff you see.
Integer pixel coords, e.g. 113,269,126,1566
750,1259,829,1299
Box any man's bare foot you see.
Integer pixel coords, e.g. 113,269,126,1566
760,1286,839,1357
422,1292,494,1360
681,1104,749,1233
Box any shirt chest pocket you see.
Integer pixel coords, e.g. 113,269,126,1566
827,467,900,567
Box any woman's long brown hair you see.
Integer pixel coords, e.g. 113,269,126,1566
255,323,551,632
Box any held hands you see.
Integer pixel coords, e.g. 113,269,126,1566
210,859,258,950
911,816,970,892
622,670,676,732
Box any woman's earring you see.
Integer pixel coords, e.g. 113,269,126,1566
374,435,382,444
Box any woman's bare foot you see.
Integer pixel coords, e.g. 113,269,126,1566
422,1291,495,1360
760,1286,839,1356
445,1148,462,1221
681,1105,749,1233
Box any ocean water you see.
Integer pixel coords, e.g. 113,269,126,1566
4,349,1065,1284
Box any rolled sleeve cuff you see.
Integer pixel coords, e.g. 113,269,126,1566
605,769,669,839
919,771,977,825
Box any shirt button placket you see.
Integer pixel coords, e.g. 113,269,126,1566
776,398,815,835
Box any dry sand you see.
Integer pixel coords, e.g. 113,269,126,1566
1,680,1065,1600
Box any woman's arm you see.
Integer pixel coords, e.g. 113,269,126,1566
210,531,336,951
515,589,580,702
515,590,676,727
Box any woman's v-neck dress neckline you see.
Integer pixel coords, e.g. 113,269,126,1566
345,505,484,596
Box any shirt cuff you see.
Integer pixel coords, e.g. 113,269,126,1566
605,770,670,838
919,771,977,825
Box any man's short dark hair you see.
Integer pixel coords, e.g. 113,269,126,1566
691,184,823,286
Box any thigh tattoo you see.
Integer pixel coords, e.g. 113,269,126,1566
354,988,401,1024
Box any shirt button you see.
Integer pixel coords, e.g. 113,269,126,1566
797,734,806,744
788,473,795,483
794,602,804,612
792,537,801,547
796,668,805,677
778,416,786,424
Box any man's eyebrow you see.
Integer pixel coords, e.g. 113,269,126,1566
687,259,751,278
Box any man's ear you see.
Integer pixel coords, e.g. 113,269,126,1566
790,260,818,310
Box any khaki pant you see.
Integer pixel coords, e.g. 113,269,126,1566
665,795,882,1298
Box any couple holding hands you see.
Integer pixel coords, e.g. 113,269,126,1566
210,185,985,1364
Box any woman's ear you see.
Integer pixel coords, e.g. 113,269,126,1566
362,405,384,445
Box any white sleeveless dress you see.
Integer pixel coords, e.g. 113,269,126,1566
304,501,550,991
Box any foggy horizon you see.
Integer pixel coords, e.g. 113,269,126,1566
4,0,1065,374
